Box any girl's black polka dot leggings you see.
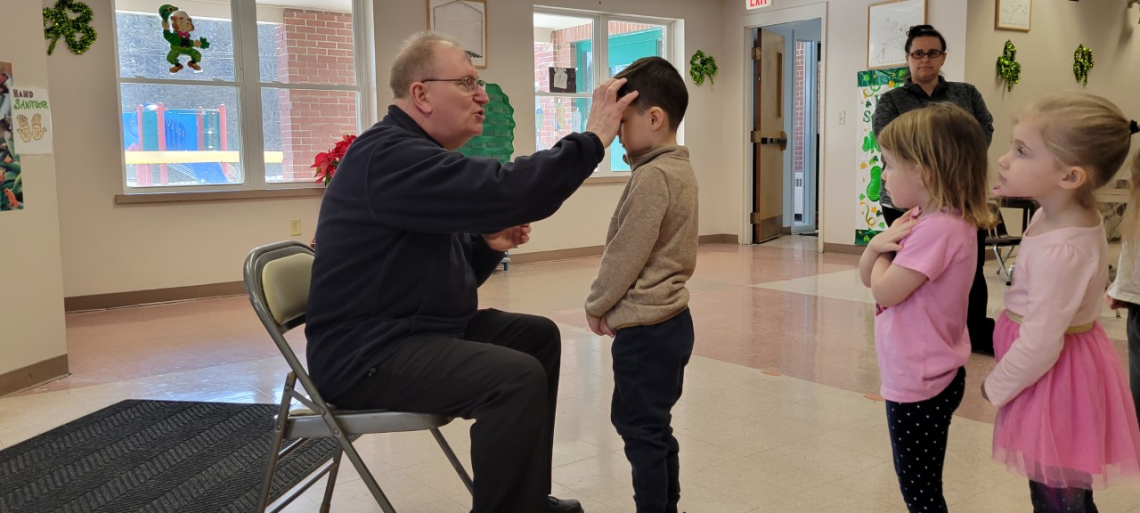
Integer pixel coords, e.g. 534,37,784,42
885,367,966,513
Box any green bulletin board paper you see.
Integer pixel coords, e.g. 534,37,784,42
459,83,515,164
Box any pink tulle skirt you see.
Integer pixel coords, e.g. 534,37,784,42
992,312,1140,489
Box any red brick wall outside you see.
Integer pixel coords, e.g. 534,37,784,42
794,41,806,177
536,24,587,150
609,22,655,37
534,22,656,150
535,42,554,92
277,9,358,182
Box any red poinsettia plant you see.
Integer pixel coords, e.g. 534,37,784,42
312,134,357,186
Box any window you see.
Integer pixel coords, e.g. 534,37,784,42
114,0,370,192
533,11,672,175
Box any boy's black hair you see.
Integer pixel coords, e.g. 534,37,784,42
614,56,688,132
905,25,946,53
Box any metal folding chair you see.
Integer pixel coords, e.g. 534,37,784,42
243,240,473,512
985,203,1021,286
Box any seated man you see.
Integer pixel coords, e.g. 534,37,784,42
305,31,637,513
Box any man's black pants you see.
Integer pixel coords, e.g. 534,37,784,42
333,309,562,513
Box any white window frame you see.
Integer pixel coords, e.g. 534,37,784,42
113,0,374,194
533,7,676,177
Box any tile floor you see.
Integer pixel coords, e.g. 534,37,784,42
3,237,1139,512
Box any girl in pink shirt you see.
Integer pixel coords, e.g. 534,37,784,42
860,103,995,512
983,92,1140,512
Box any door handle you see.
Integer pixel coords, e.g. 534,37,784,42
750,130,788,151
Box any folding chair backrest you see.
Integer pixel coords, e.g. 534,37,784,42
987,203,1011,238
244,241,316,379
263,254,312,327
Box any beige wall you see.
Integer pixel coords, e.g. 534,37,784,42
966,0,1140,194
719,0,969,247
0,1,68,375
375,0,725,254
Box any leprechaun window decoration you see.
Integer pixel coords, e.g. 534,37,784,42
159,4,210,73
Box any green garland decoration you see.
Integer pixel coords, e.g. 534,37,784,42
995,40,1021,92
689,50,718,85
1073,44,1094,86
43,0,97,56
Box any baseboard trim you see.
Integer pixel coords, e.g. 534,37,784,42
511,234,741,265
822,243,866,255
64,281,246,312
821,242,998,260
698,234,740,245
509,245,606,264
0,355,69,397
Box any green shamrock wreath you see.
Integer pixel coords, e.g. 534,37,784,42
995,40,1021,92
1073,44,1094,86
689,50,718,85
43,0,97,56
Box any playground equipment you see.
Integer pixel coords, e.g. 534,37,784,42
122,103,235,185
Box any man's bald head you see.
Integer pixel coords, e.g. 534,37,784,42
390,31,467,99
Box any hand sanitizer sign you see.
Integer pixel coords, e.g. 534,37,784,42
747,0,771,9
10,87,53,155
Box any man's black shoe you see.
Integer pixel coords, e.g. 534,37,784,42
547,495,584,512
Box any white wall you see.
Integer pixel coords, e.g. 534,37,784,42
0,1,68,376
720,0,969,248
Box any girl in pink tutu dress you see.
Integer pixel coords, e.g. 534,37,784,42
983,92,1140,512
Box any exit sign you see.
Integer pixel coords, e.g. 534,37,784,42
748,0,771,9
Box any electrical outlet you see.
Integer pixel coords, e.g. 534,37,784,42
289,218,302,236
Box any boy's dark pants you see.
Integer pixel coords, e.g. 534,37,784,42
610,308,695,513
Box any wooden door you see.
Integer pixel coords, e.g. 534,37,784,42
752,28,786,243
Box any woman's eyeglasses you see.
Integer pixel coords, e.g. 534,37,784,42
909,50,944,60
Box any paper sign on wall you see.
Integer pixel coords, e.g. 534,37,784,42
10,87,52,156
747,0,772,9
548,67,577,93
854,67,909,245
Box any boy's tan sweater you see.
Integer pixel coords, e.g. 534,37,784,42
585,145,698,330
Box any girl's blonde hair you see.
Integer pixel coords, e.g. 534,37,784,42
1018,92,1134,213
878,102,996,228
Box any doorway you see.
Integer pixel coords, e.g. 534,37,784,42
749,18,822,243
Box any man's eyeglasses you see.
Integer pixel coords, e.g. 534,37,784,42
421,77,487,93
909,49,944,60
